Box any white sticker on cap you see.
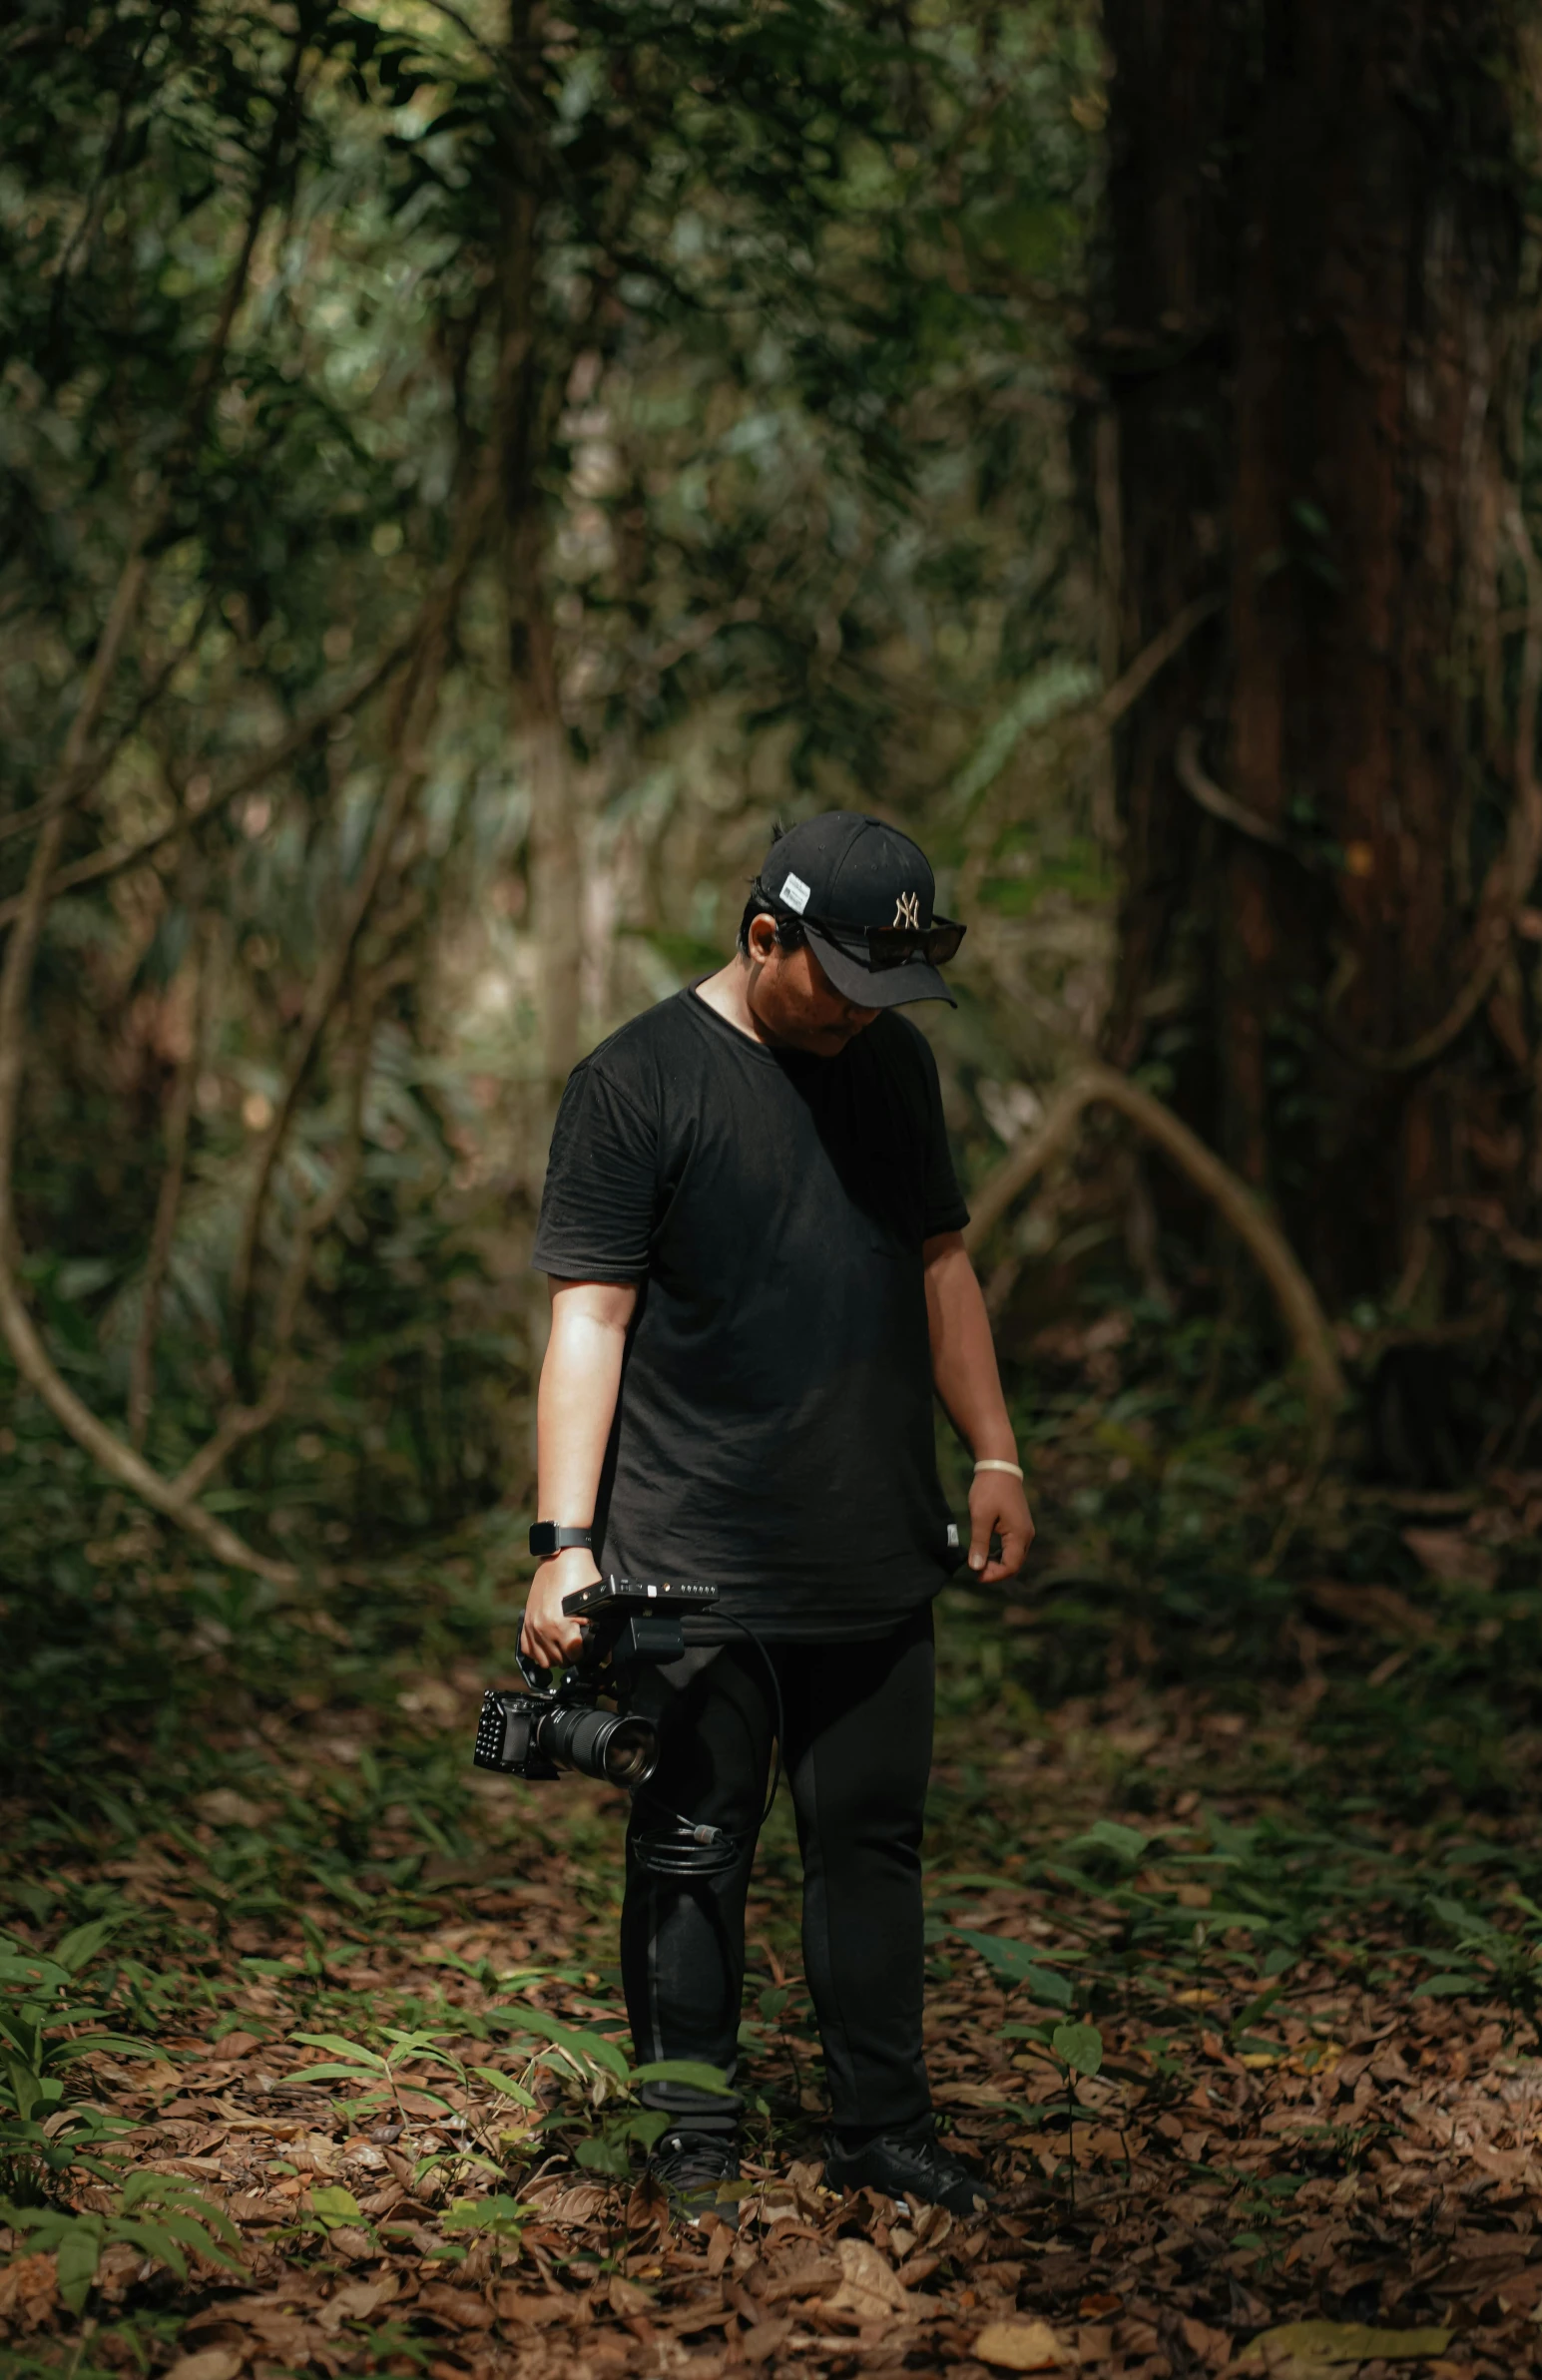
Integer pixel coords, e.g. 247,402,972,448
947,1523,960,1548
779,871,811,914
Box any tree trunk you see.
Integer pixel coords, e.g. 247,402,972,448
1101,0,1528,1441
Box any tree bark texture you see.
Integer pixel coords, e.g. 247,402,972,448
1102,0,1528,1350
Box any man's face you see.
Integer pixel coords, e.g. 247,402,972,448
745,914,880,1055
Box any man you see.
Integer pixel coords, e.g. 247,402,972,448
524,810,1033,2221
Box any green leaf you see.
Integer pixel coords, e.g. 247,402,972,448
112,2218,189,2280
629,2060,733,2094
290,2034,388,2070
953,1930,1075,2006
472,2065,537,2105
149,2209,244,2270
1064,1819,1148,1865
1051,2022,1104,2078
50,1918,120,1976
48,2033,157,2067
309,2185,363,2227
574,2134,630,2175
492,2007,630,2083
441,2194,534,2235
1410,1973,1481,1998
53,2218,103,2314
283,2061,390,2086
0,2205,71,2245
1429,1896,1490,1935
0,1952,71,1990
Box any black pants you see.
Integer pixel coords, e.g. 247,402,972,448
620,1603,935,2139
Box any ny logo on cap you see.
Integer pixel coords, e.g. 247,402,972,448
893,891,920,929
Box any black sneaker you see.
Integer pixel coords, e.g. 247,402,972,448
823,2121,994,2217
649,2129,744,2226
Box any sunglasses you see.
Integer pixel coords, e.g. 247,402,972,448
804,909,967,972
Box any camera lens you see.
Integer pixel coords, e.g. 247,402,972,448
596,1716,657,1788
540,1702,658,1788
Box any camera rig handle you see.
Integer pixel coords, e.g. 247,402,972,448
517,1573,720,1691
561,1574,719,1673
513,1641,555,1695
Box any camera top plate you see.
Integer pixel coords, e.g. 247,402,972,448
561,1573,719,1619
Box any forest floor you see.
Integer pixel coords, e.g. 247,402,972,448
4,1389,1542,2380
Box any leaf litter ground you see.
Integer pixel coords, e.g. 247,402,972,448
4,1467,1542,2380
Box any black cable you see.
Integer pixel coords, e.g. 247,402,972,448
717,1611,784,1827
629,1613,785,1879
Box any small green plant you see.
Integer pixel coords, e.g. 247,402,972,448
0,2171,243,2312
438,2193,536,2272
284,2006,729,2184
1413,1893,1542,2029
952,1925,1078,2008
1048,2019,1104,2205
947,1915,1107,2202
0,1921,155,2202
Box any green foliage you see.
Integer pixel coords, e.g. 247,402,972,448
1050,2020,1103,2079
1411,1892,1542,2024
0,0,1108,1593
283,2007,728,2185
951,1928,1075,2007
0,1911,239,2309
0,2173,241,2315
0,1922,150,2201
440,2192,535,2253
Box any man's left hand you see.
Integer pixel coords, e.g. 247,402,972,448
966,1467,1034,1582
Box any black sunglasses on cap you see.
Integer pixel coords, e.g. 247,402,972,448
802,908,966,971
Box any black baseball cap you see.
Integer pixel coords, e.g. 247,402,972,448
751,812,963,1008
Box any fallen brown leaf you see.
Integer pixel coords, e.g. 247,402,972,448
974,2316,1074,2369
492,2287,576,2327
0,2252,59,2330
1400,1529,1497,1587
741,2315,794,2363
318,2274,399,2333
163,2352,245,2380
416,2282,496,2331
1237,2320,1454,2370
826,2235,913,2323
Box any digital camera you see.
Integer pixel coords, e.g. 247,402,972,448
472,1575,718,1790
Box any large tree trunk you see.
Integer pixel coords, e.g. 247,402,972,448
1101,0,1528,1455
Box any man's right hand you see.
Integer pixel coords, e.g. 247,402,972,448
521,1547,602,1671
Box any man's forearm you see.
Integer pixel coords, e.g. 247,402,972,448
923,1231,1034,1580
537,1293,634,1523
922,1233,1017,1459
523,1276,638,1666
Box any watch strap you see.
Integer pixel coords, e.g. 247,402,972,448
529,1522,594,1560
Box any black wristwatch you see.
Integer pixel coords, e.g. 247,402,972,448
528,1522,594,1560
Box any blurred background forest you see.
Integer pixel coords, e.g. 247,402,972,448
6,0,1542,1601
9,6,1542,2371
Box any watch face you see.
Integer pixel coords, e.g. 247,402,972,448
529,1524,591,1557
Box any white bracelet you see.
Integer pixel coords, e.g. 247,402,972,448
973,1457,1024,1480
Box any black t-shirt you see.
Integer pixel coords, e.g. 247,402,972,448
531,986,970,1639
